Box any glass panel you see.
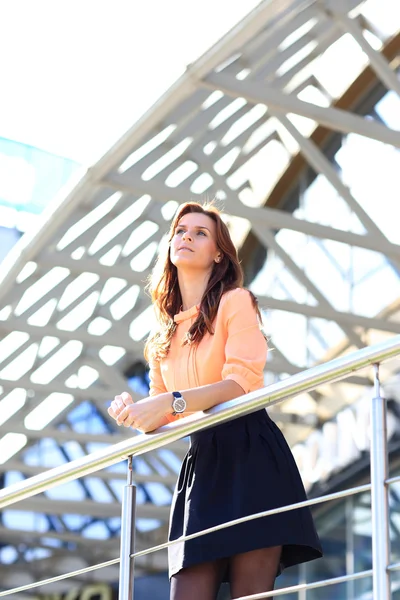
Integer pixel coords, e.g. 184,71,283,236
309,501,347,583
307,575,373,600
389,481,400,564
353,493,373,573
391,570,400,598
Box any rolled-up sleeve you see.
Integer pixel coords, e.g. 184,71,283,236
221,289,267,393
149,360,167,397
149,359,190,423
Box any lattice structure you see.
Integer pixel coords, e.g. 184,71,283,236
0,0,399,591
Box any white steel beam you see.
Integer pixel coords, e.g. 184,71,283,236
0,377,124,401
0,525,119,550
273,114,398,247
86,356,139,397
0,317,141,352
105,172,400,259
51,281,103,322
202,72,400,147
273,113,400,277
252,222,365,348
0,423,133,445
0,338,35,373
331,10,400,98
257,294,400,334
223,2,317,76
0,526,169,571
265,357,371,386
38,251,151,286
0,559,167,589
0,459,178,485
13,496,170,520
258,20,336,82
11,274,74,322
0,419,189,452
235,0,361,78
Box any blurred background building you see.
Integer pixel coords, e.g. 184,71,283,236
0,0,399,598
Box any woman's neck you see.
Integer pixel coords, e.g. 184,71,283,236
178,270,210,311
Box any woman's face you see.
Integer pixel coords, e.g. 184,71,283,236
170,212,222,273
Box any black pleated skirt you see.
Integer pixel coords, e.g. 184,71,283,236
168,409,323,581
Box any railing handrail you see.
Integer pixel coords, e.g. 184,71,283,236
1,333,400,510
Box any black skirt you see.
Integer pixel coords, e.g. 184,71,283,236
168,409,323,581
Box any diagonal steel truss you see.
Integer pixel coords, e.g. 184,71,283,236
0,0,399,589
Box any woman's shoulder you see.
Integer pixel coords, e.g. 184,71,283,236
219,287,255,311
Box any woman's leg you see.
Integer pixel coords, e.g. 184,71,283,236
229,546,282,599
170,558,227,600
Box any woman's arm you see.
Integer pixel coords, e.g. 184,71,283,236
111,289,267,431
161,379,244,414
109,380,244,432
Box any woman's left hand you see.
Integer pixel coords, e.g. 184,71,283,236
109,392,171,432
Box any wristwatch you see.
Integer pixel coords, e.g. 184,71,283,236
172,391,187,415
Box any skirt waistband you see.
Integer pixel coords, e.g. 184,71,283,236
190,409,268,443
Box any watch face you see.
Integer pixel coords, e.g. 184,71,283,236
173,397,186,413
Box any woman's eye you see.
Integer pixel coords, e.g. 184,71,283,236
176,229,184,234
197,231,206,236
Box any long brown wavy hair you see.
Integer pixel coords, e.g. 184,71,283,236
144,202,260,362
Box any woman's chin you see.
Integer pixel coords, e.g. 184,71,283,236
174,259,208,273
172,255,195,266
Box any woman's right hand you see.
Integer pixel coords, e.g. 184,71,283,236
108,392,134,422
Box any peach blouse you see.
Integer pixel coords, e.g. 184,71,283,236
148,288,268,420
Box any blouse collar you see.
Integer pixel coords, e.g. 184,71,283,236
174,304,200,323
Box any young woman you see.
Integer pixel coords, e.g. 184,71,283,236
108,202,322,599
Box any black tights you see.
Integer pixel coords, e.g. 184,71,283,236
170,546,281,600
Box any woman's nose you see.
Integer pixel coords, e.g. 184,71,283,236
182,232,192,241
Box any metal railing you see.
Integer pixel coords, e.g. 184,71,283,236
1,334,400,599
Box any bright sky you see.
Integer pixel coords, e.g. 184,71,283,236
0,0,261,166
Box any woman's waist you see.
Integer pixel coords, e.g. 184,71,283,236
190,409,269,443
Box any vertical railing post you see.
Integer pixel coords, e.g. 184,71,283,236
119,456,136,600
370,363,390,600
298,563,307,600
345,495,355,600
